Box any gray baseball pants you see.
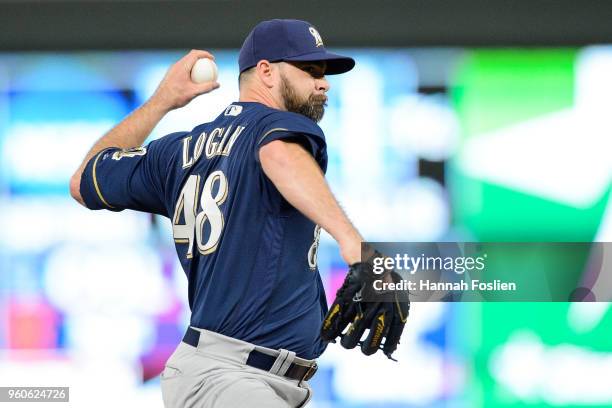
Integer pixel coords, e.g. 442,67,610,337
161,328,314,408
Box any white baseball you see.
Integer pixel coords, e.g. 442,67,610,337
190,58,218,83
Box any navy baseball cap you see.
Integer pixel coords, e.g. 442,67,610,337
239,19,355,75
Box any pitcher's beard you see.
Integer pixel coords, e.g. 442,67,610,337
280,76,327,123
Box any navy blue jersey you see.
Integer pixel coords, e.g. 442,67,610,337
80,102,329,359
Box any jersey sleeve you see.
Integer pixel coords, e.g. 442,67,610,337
79,132,187,216
255,111,327,169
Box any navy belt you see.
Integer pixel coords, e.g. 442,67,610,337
182,327,318,383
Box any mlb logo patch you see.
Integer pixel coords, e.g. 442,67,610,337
224,105,243,116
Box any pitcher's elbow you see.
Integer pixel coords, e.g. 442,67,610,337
69,172,85,206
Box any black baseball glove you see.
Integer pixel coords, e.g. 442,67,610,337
320,257,410,360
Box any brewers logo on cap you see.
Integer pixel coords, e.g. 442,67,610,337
309,27,324,47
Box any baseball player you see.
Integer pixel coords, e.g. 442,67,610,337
70,19,408,408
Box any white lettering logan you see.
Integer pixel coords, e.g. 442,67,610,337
182,125,246,169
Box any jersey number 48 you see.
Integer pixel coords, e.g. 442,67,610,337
172,171,228,258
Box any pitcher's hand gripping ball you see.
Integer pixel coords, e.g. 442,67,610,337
321,256,410,360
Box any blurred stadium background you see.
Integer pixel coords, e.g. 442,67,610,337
0,1,611,407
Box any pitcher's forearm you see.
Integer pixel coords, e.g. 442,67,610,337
69,99,168,205
100,98,169,150
259,140,363,264
80,99,167,173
